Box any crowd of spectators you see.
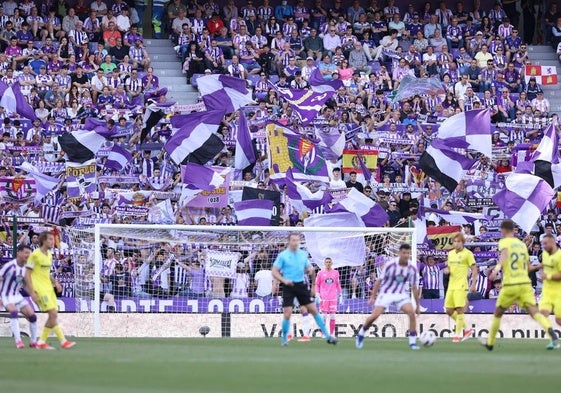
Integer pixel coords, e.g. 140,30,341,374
0,0,559,305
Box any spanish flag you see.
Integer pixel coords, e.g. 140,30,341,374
342,149,378,174
557,191,561,208
426,225,461,250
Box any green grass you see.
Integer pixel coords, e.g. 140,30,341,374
0,337,559,393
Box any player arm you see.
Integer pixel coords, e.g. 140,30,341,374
271,265,291,286
469,263,478,293
490,248,507,281
369,278,382,303
307,265,317,296
24,267,39,304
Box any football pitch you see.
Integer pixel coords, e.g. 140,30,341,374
0,338,559,393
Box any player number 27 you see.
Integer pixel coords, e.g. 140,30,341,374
510,252,527,271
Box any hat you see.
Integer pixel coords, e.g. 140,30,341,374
306,56,313,61
204,69,212,73
353,71,361,76
476,31,483,35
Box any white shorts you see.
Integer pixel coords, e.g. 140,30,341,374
1,294,28,311
374,293,412,310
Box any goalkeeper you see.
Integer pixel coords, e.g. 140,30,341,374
315,257,342,337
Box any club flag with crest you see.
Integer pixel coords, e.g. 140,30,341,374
269,83,335,125
0,176,36,203
65,159,97,199
524,65,558,85
266,122,329,182
342,149,378,175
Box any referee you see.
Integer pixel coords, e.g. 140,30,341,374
272,233,338,346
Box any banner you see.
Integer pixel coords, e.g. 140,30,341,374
185,167,231,208
171,102,206,113
525,65,558,85
205,250,239,278
0,176,36,203
65,160,96,199
242,186,281,226
342,149,378,174
266,122,329,182
426,225,461,250
114,206,150,216
98,175,140,184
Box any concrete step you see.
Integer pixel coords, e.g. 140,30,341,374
151,53,180,61
151,61,182,70
528,45,555,54
532,60,559,67
165,83,194,92
147,46,176,54
153,69,185,78
167,92,199,104
144,39,174,48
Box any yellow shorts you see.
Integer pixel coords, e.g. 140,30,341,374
496,284,536,310
444,289,468,309
539,290,561,317
36,289,58,312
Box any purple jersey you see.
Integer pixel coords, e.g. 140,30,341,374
378,260,418,295
0,259,26,298
417,262,446,290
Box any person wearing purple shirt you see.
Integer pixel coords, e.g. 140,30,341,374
417,256,446,299
177,259,206,298
124,25,143,47
97,86,115,108
142,67,167,100
16,22,34,45
406,14,423,37
445,18,463,49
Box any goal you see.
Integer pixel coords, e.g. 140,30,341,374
66,225,416,338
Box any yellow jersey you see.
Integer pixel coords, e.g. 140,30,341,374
498,237,531,286
446,248,475,290
26,248,53,293
542,249,561,293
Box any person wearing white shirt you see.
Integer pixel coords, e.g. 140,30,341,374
531,92,550,114
329,167,347,189
254,263,274,297
323,27,342,56
90,69,107,101
453,74,471,100
115,7,131,32
90,0,108,16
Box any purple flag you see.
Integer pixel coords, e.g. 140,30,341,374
164,110,225,165
391,75,445,103
357,153,372,182
525,123,561,189
59,129,107,163
269,83,335,125
104,144,132,171
328,188,389,227
19,162,59,204
234,110,256,170
284,169,332,212
234,199,274,226
309,68,344,93
493,173,554,233
424,207,490,224
435,109,492,158
0,81,36,120
315,127,345,161
197,75,253,113
181,163,226,191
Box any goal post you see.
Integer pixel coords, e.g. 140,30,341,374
70,224,418,337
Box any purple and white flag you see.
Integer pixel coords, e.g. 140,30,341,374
235,110,256,170
314,127,345,161
234,199,274,226
270,83,335,125
425,207,489,225
181,163,227,192
19,162,60,204
65,160,97,199
148,199,175,224
521,123,561,189
197,75,253,114
436,109,492,158
309,68,344,93
285,169,332,212
0,81,36,120
328,188,389,227
165,110,225,165
104,144,132,171
391,75,445,103
59,129,107,163
493,173,554,233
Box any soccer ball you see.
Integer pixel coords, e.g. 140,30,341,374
419,331,437,347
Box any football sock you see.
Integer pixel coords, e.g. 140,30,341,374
358,327,366,337
301,312,311,337
53,325,66,342
533,313,553,337
450,311,458,321
40,327,52,343
409,331,417,345
10,311,21,342
455,314,465,336
313,313,330,338
29,321,38,343
329,317,336,336
487,317,501,346
281,318,290,341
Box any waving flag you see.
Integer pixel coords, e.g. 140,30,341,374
235,110,256,170
165,110,225,165
266,122,329,182
328,188,389,227
284,169,332,212
65,160,97,199
520,124,561,189
242,186,281,225
524,65,558,85
269,83,335,125
343,149,378,175
59,129,107,163
181,163,226,192
309,68,344,93
234,199,274,226
426,225,462,249
0,81,36,120
493,173,554,233
19,162,59,204
435,109,492,158
391,75,445,103
104,144,132,171
315,127,345,160
197,75,253,113
425,207,489,225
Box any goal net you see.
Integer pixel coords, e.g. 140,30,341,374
66,225,415,338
